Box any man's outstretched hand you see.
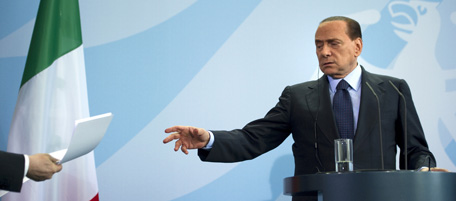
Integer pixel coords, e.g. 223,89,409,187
163,126,210,154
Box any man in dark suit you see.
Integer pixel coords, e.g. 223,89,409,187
163,16,446,200
0,151,62,192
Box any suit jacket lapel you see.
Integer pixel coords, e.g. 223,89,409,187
306,75,339,142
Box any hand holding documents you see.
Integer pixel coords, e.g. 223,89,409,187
0,113,112,197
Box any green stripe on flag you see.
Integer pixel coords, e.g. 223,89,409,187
21,0,83,87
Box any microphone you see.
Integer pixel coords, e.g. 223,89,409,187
314,69,324,172
366,81,384,170
388,80,408,170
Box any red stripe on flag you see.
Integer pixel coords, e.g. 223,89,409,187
90,193,99,201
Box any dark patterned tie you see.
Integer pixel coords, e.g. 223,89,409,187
333,79,354,139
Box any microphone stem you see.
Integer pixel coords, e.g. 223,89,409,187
366,82,384,170
389,80,407,170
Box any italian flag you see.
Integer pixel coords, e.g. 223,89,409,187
5,0,99,200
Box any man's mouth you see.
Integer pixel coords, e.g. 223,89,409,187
322,62,334,66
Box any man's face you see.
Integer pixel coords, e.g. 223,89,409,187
315,20,362,79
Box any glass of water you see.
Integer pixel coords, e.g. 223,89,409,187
334,139,353,172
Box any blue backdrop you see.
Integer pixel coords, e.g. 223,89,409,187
1,0,455,200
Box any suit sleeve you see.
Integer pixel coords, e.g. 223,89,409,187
0,151,25,192
199,86,292,162
396,80,436,169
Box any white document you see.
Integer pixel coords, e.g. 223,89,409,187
0,113,113,197
51,112,113,164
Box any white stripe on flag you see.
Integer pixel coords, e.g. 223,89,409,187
5,45,98,201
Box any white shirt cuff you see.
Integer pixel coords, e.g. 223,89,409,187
202,131,214,150
24,155,30,177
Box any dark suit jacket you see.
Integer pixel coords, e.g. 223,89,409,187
199,67,435,176
0,151,25,192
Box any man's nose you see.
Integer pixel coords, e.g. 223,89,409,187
321,45,331,57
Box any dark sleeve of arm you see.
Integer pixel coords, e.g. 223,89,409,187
199,86,292,162
0,151,25,192
396,80,436,169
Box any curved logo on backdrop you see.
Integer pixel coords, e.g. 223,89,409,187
363,0,456,167
363,0,441,69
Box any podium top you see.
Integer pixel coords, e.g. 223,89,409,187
284,170,456,201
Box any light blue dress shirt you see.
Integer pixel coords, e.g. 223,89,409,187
327,64,362,134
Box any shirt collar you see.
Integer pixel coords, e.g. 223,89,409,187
328,63,362,93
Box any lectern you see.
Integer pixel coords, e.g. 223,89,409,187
284,170,456,201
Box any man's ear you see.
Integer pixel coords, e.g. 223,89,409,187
354,37,363,57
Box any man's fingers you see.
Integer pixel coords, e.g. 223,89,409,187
164,127,176,133
420,167,450,172
49,155,59,163
55,165,63,173
164,126,186,133
47,155,63,173
174,140,183,152
431,167,449,172
164,126,200,155
163,133,181,143
181,145,189,155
